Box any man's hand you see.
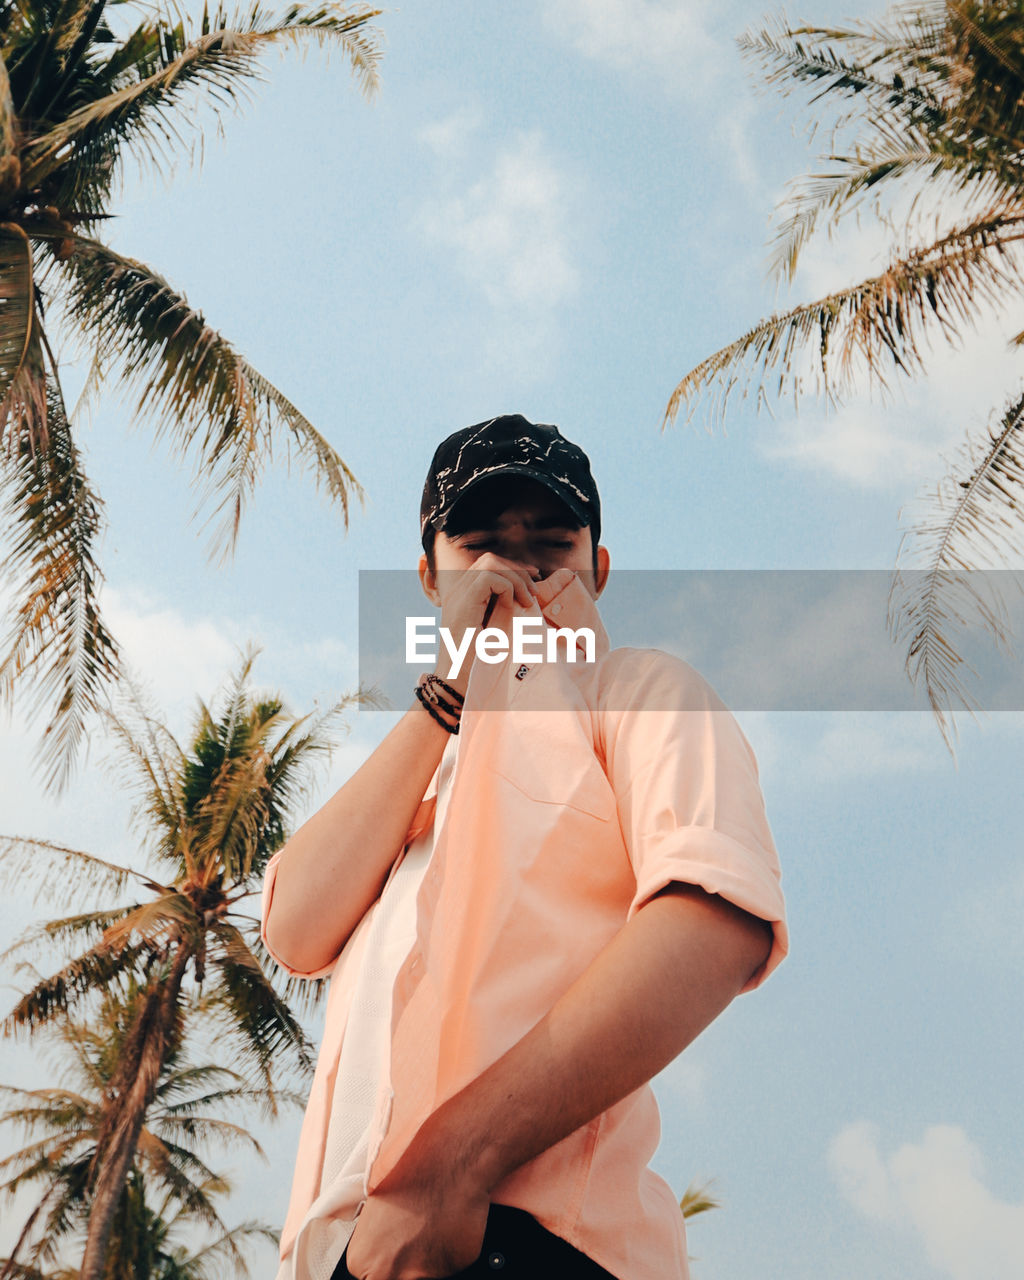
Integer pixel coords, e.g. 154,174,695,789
430,551,541,698
343,1126,491,1280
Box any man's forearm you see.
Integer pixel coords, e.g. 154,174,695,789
265,703,450,973
403,882,771,1187
346,883,773,1279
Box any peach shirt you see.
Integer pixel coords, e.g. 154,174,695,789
261,575,788,1280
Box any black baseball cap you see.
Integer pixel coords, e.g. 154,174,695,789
420,414,601,546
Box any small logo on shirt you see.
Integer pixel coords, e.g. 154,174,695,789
515,665,530,681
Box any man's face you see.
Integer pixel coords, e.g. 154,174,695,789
420,477,609,602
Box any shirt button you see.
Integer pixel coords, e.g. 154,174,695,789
550,603,563,615
487,1252,506,1270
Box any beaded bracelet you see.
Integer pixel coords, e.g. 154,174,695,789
420,673,465,707
414,683,460,734
419,687,461,720
417,674,464,718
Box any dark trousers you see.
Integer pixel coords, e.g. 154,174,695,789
330,1203,618,1278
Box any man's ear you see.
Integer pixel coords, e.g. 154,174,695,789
593,544,611,598
418,553,441,606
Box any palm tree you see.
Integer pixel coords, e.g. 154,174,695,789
1,986,283,1278
663,0,1024,740
0,1,382,789
0,649,359,1280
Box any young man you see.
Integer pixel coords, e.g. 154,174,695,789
261,414,787,1280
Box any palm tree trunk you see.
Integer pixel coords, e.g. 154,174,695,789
78,945,191,1280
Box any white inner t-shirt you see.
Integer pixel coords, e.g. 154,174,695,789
280,734,459,1280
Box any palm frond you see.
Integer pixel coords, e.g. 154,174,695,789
0,1163,87,1278
738,9,950,137
664,208,1024,430
260,687,369,780
0,1126,92,1181
0,43,19,229
0,225,35,418
0,299,48,459
2,938,151,1034
0,377,120,790
0,835,145,914
943,2,1024,151
746,4,1024,284
55,235,364,561
0,833,132,894
23,3,383,203
149,1110,267,1157
768,126,1024,283
0,1260,56,1280
889,384,1024,744
98,891,199,954
1,1128,91,1224
154,1062,246,1102
680,1176,719,1219
0,1086,94,1133
206,921,315,1085
191,747,272,885
178,646,277,880
100,681,192,872
133,1130,227,1229
2,906,141,966
174,1218,279,1278
13,0,109,122
158,1077,305,1116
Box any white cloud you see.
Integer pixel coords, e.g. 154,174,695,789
419,129,578,310
760,318,1024,492
0,584,364,842
830,1122,1024,1280
104,585,242,730
417,126,580,377
418,107,483,160
737,713,946,796
762,401,947,491
103,589,361,733
544,0,720,92
830,1121,898,1222
0,588,249,852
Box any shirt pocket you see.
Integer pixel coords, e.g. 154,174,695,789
488,710,617,823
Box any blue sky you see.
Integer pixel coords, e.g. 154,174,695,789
2,2,1023,1277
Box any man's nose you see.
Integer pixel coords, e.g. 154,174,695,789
496,532,534,566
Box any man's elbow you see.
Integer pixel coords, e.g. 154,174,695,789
262,886,346,978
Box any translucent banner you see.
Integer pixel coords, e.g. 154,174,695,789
356,569,1024,712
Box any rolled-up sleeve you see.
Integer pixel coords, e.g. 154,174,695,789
600,649,788,989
